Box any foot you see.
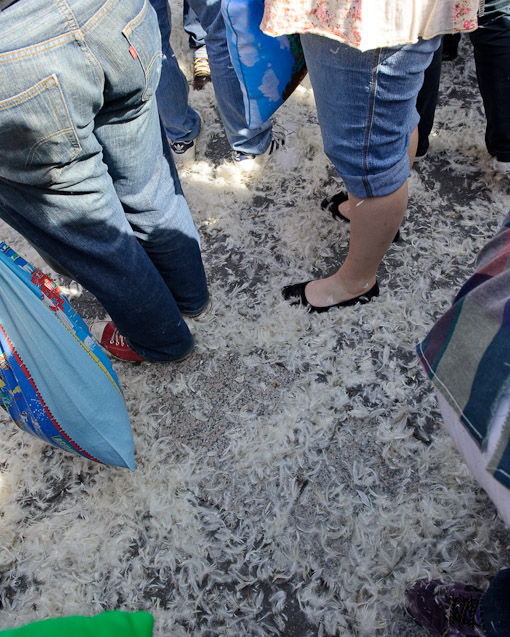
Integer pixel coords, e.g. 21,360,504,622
321,191,350,221
282,277,379,313
92,321,196,363
231,123,294,171
170,113,201,164
170,138,196,163
180,295,212,319
304,275,378,308
405,579,484,636
192,54,211,91
91,321,144,362
231,149,258,169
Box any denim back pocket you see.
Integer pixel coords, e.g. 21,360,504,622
122,0,162,102
0,74,81,186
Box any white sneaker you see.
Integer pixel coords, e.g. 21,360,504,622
169,113,201,164
231,123,295,171
170,138,196,164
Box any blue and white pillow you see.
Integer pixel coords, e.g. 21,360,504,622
0,243,135,470
222,0,306,129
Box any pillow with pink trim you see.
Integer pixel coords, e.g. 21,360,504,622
0,242,135,470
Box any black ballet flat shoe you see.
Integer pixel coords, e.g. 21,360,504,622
320,191,401,243
321,191,350,221
282,280,380,314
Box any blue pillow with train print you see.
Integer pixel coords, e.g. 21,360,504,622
222,0,306,129
0,242,134,470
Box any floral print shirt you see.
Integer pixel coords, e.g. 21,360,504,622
261,0,481,52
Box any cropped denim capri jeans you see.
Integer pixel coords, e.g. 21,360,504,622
300,34,441,199
0,0,209,361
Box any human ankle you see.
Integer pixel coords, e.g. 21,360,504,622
333,271,376,297
337,199,350,220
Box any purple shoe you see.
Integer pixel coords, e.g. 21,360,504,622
405,579,485,636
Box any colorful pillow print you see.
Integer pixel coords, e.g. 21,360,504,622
0,242,135,470
417,212,510,489
222,0,306,129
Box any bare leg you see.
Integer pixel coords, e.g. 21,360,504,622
305,182,407,306
305,127,418,307
408,125,419,166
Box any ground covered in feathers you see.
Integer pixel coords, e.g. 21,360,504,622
0,24,509,637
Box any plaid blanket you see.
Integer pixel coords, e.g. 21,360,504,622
417,211,510,490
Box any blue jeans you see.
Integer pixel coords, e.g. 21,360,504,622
185,0,272,154
0,0,209,361
300,34,440,197
183,0,206,51
150,0,201,143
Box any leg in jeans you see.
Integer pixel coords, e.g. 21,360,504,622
0,0,208,361
470,0,510,162
149,0,201,144
295,35,440,308
184,0,211,90
186,0,272,154
183,0,207,52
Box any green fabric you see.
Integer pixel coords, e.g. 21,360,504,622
0,611,154,636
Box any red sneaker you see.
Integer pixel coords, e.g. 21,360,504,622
91,321,144,362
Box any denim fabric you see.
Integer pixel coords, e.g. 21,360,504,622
185,0,272,154
300,34,440,198
0,0,209,361
481,568,510,636
150,0,201,143
183,0,206,51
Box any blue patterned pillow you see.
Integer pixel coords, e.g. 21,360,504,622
0,243,135,470
222,0,306,128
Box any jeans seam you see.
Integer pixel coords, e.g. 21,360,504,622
0,0,113,90
53,0,107,87
0,74,80,182
122,0,149,35
122,0,162,101
31,76,81,176
0,34,74,63
53,0,81,37
0,75,54,109
361,48,381,198
81,0,120,36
